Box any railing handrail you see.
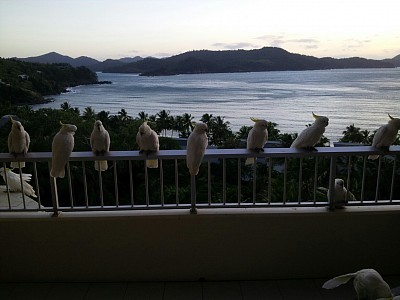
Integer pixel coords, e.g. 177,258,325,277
1,145,399,162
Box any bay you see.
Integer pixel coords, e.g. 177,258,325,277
34,68,400,142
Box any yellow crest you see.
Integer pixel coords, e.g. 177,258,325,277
312,112,321,119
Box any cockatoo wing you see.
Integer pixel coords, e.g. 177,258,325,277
322,272,357,289
51,133,74,178
186,134,207,176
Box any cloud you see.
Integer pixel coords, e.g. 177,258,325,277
256,34,320,49
211,42,260,50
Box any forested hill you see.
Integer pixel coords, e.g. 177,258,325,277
104,47,395,76
0,58,98,105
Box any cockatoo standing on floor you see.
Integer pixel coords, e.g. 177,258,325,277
323,269,394,300
317,178,356,208
0,167,37,198
290,112,329,150
51,122,77,178
245,117,268,165
368,114,400,160
90,120,110,171
186,122,208,176
136,120,159,168
8,117,30,169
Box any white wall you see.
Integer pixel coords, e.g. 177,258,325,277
0,206,399,282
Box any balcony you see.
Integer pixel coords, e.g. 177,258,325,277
1,146,399,297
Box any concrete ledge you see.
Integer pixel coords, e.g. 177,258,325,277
1,206,399,282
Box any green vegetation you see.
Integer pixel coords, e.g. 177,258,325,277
0,58,98,105
0,104,398,207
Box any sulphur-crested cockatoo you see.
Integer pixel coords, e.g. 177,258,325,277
323,269,394,300
368,114,400,160
90,120,110,171
136,120,159,168
186,122,208,176
51,122,77,178
291,112,329,150
318,178,356,208
245,117,268,165
0,167,37,198
8,117,30,169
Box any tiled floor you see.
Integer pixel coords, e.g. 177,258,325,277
2,277,400,300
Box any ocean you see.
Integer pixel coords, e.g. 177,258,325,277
33,68,400,142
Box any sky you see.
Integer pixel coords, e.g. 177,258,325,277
1,0,399,61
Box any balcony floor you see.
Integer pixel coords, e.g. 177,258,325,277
1,277,400,300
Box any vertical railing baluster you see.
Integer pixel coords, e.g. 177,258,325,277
375,157,382,202
283,158,287,204
298,157,303,204
328,156,337,210
268,157,272,204
190,174,197,214
3,162,12,210
238,158,241,204
223,158,226,205
160,160,164,206
175,159,179,206
313,157,318,204
346,156,352,203
82,161,89,208
129,160,134,207
33,162,41,209
113,161,119,207
67,162,73,208
361,156,367,202
98,168,104,208
145,163,149,207
252,162,257,205
390,156,396,202
49,161,59,216
17,165,27,209
208,161,211,205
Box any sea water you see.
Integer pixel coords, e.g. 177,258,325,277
33,68,400,142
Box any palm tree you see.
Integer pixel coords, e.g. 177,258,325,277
156,110,172,136
138,111,148,121
117,108,131,121
83,106,96,121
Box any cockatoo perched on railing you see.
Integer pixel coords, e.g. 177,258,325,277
186,122,208,176
90,120,110,171
136,120,159,168
368,114,400,160
317,178,356,208
8,117,30,169
290,112,329,150
322,269,399,300
0,167,37,198
51,121,77,178
245,117,268,165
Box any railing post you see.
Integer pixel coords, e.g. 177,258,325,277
190,174,197,214
49,176,60,217
328,156,337,210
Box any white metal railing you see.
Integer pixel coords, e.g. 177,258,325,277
0,146,399,215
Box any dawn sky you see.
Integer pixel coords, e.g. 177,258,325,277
1,0,399,61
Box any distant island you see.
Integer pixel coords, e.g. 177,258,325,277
13,47,400,76
2,46,399,105
0,58,100,105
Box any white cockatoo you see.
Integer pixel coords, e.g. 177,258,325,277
51,122,77,178
136,120,159,168
90,120,110,171
318,178,356,208
8,117,30,169
290,112,329,150
0,167,37,198
245,117,269,165
322,269,394,300
368,114,400,160
186,122,208,176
